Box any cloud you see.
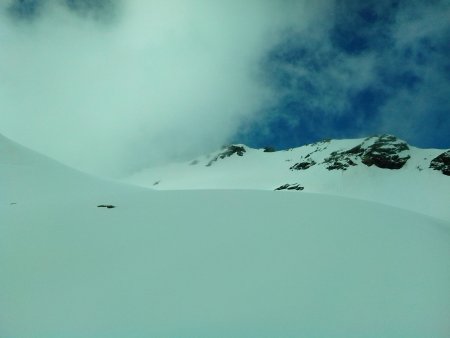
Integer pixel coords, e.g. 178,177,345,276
378,0,450,146
0,0,320,176
1,0,448,177
246,0,450,149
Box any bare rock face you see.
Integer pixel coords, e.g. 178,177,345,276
324,135,411,171
360,135,410,169
290,159,316,170
206,145,246,167
323,146,361,171
430,150,450,176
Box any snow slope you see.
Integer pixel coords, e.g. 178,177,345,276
125,135,450,221
1,134,450,338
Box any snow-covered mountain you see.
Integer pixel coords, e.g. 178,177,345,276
125,135,450,221
1,133,450,337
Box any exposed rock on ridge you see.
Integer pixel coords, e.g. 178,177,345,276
206,145,246,167
430,151,450,176
360,135,410,169
293,135,411,171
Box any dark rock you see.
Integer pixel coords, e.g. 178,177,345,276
360,135,410,169
323,135,410,171
346,145,364,155
206,145,246,167
275,183,304,191
323,150,361,171
430,150,450,176
97,204,116,209
263,146,276,152
223,145,246,156
290,159,316,170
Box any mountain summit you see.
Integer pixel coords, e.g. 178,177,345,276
126,135,450,220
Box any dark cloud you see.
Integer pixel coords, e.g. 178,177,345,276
7,0,117,22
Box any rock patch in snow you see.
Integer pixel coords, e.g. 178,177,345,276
97,204,116,209
430,150,450,176
290,159,317,170
275,183,304,191
206,145,246,167
360,135,410,169
323,135,410,170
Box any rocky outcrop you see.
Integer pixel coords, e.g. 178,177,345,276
290,159,316,170
206,145,246,167
323,147,360,171
275,183,304,191
430,151,450,176
360,135,410,169
323,135,410,171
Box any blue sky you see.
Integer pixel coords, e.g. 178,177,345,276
235,0,450,150
1,0,449,175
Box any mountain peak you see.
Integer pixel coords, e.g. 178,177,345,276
125,134,450,220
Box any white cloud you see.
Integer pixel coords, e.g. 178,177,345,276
0,0,319,176
2,1,447,175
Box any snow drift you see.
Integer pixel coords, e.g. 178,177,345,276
1,134,450,337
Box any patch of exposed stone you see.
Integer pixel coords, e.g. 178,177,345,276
429,150,450,176
206,145,246,167
263,146,276,152
290,159,316,170
323,146,361,171
360,135,410,169
97,204,116,209
323,135,410,171
275,183,304,191
289,139,329,170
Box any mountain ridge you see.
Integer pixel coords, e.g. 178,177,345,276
125,134,450,220
203,134,448,173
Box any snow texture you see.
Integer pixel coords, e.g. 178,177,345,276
125,135,450,221
1,134,450,337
